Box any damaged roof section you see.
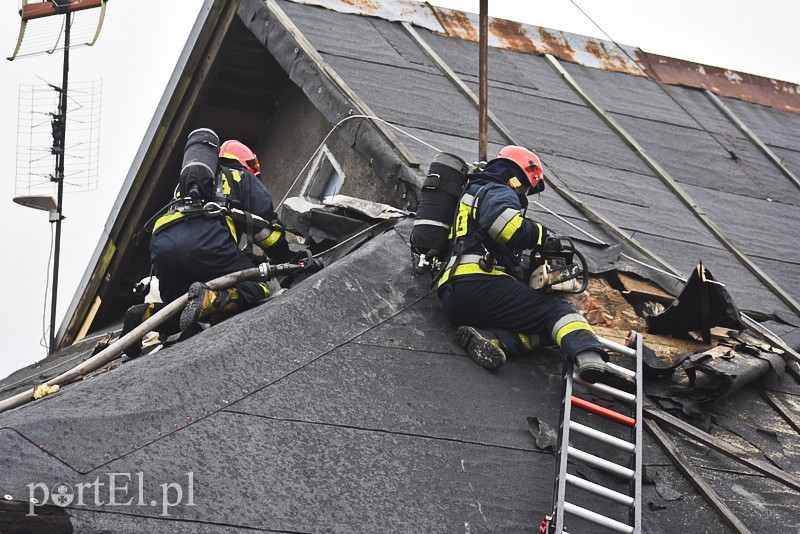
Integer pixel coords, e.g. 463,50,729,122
3,1,799,530
2,214,799,532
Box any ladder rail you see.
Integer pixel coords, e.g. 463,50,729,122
631,332,644,532
546,331,643,534
551,356,574,534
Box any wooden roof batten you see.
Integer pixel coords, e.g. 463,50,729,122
704,89,800,191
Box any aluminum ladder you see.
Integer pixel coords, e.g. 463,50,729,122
543,332,644,534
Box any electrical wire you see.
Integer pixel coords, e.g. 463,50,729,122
290,113,689,283
568,0,740,161
276,114,439,211
40,223,55,352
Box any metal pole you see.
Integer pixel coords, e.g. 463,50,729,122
49,13,71,353
478,0,488,161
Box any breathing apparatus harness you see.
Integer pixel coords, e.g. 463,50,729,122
430,162,587,294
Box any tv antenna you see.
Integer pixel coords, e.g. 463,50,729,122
9,0,107,354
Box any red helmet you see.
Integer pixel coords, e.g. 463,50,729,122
219,140,261,177
490,145,544,192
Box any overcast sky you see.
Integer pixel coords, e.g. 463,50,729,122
1,0,798,380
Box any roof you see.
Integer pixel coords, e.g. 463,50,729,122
1,0,799,531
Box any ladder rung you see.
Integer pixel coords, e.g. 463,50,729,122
571,421,636,453
568,447,635,480
572,396,636,427
606,361,637,379
599,336,636,358
573,373,637,404
564,502,634,534
565,473,635,507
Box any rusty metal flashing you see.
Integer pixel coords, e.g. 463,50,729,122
431,6,800,113
639,52,800,114
704,89,800,190
545,53,800,318
289,1,800,113
433,8,643,75
286,0,444,32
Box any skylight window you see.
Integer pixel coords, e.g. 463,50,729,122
301,145,344,202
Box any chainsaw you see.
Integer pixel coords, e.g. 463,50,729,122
528,235,588,294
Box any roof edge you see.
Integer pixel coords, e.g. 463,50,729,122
288,1,800,113
57,0,228,349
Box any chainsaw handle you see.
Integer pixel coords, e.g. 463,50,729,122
563,245,589,294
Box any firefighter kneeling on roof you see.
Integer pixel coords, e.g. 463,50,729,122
436,145,634,392
121,128,295,357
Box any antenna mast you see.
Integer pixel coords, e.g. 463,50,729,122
9,0,107,354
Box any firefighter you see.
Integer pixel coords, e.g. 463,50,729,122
437,145,634,392
121,136,294,357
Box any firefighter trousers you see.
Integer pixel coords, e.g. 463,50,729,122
439,275,605,361
151,217,270,309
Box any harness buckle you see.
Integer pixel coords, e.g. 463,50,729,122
202,201,225,216
479,252,495,272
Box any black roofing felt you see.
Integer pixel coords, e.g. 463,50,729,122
3,217,796,532
271,0,800,317
1,220,769,533
723,96,800,154
3,1,800,531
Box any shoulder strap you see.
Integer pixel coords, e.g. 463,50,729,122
429,182,490,288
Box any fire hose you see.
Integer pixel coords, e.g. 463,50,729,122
0,257,323,414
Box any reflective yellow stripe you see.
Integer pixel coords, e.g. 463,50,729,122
535,223,544,247
259,282,270,298
153,211,185,232
224,215,237,241
555,321,594,346
451,201,471,239
257,228,283,249
219,172,232,195
497,213,524,244
518,333,532,351
154,209,238,243
438,262,511,287
230,169,241,183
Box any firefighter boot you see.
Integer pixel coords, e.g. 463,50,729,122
180,283,241,331
120,302,163,358
456,326,507,369
575,350,636,393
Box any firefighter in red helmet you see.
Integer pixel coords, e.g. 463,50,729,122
437,145,634,392
121,132,295,357
219,139,261,177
